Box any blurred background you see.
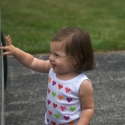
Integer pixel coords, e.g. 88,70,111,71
0,0,125,53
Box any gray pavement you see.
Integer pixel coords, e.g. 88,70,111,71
4,52,125,125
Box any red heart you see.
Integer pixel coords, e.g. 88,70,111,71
53,103,57,108
48,110,52,115
48,89,50,93
58,84,63,89
51,121,56,125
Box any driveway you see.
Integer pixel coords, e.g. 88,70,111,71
5,52,125,125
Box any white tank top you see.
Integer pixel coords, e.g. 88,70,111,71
45,68,90,125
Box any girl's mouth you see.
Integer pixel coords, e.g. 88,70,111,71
51,63,56,68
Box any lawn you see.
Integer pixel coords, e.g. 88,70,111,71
0,0,125,54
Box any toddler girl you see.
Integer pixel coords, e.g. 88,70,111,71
0,27,95,125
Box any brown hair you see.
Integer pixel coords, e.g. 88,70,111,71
51,27,95,72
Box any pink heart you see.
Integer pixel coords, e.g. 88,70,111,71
60,106,66,111
65,87,71,93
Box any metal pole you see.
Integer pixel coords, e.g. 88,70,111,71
0,10,5,125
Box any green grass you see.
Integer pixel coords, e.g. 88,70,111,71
0,0,125,54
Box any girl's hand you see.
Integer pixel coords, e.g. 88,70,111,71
0,35,17,56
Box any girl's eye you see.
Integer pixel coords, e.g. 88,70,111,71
50,52,59,57
54,53,59,57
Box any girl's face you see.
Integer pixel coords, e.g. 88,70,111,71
49,42,73,75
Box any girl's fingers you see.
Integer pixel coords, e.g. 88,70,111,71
0,46,5,49
0,46,9,51
3,51,10,56
5,35,12,46
0,46,4,50
0,46,10,55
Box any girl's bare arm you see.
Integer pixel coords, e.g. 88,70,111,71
0,35,51,73
77,80,94,125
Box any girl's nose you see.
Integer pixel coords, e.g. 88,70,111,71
49,54,55,62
